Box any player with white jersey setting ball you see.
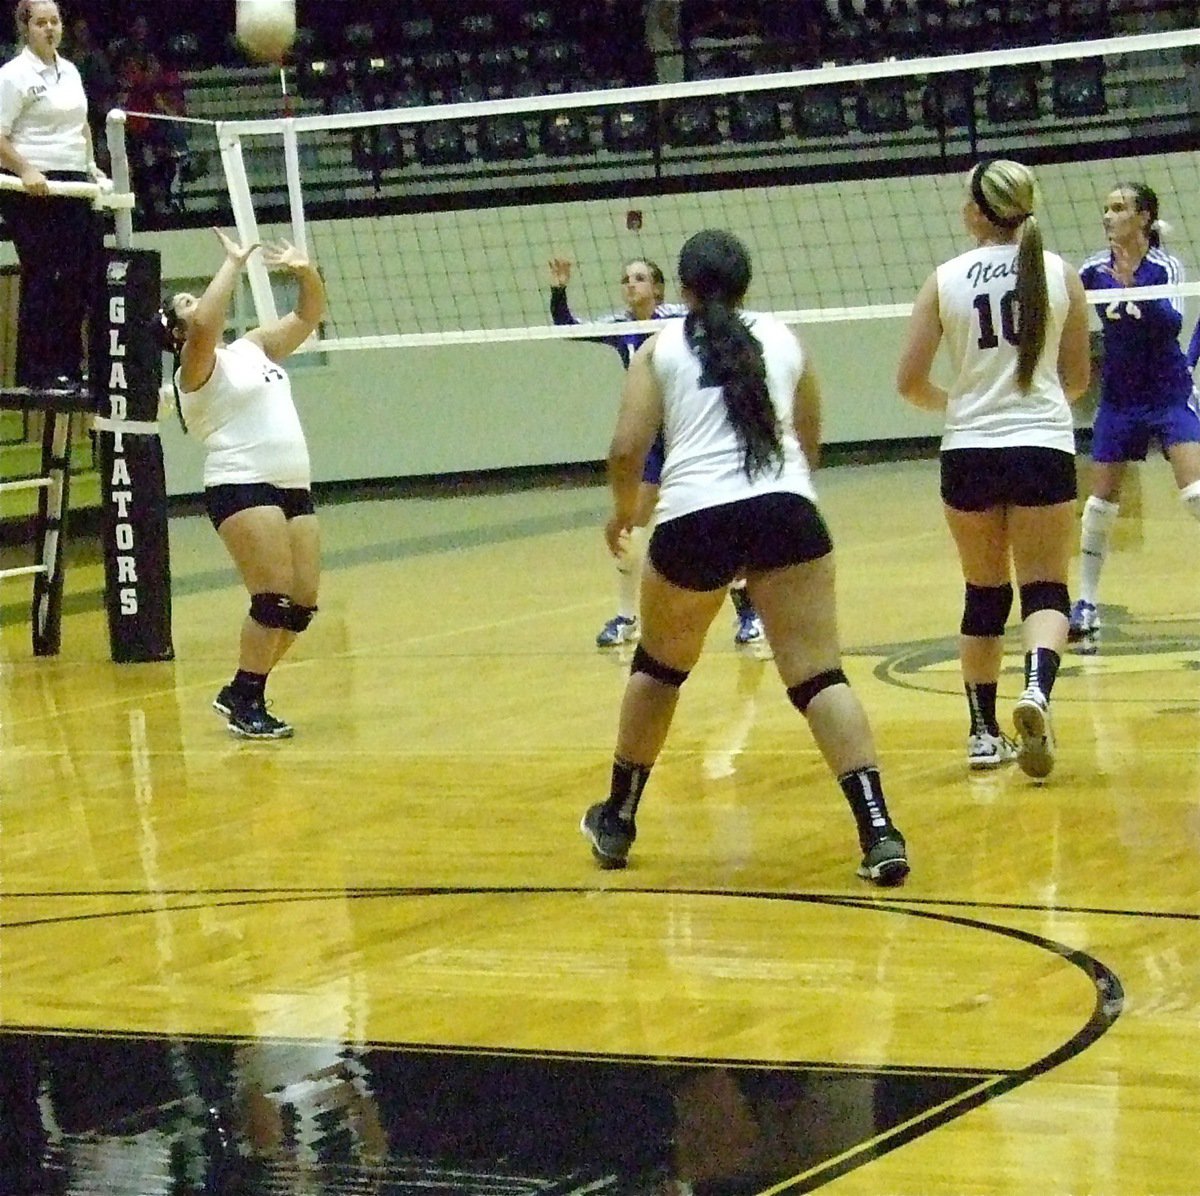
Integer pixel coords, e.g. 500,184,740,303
157,228,325,740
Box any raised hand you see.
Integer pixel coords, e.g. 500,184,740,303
1108,242,1138,288
261,240,311,273
213,227,260,266
548,256,573,287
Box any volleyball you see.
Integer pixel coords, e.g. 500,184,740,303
236,0,296,63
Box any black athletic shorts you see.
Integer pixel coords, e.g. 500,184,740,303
940,446,1076,512
205,482,315,530
649,491,833,591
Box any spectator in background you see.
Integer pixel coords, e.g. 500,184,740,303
644,0,684,83
759,0,825,68
116,23,188,221
577,0,653,86
67,15,116,171
684,0,765,78
108,12,157,79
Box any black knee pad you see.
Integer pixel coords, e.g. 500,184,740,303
630,644,690,689
1019,581,1070,621
961,582,1013,637
285,603,317,633
249,591,293,630
787,667,849,714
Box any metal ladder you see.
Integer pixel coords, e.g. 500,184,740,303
0,389,87,655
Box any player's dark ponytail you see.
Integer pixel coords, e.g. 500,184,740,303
678,229,782,480
153,298,188,433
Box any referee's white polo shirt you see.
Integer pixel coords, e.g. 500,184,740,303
0,46,89,172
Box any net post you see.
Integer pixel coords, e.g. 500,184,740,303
94,108,174,661
92,250,175,662
104,108,134,248
217,127,278,323
281,118,309,259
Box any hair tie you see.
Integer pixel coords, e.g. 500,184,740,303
971,163,1029,230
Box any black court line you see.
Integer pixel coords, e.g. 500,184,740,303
0,884,1195,924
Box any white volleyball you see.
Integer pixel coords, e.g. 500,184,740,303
236,0,297,62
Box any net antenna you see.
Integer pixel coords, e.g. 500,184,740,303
207,26,1200,350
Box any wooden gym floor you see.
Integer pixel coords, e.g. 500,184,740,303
1,456,1198,1194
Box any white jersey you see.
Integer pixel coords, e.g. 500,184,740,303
936,244,1074,453
178,338,310,489
0,47,90,172
651,311,816,525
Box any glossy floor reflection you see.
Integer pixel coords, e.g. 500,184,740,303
1,1029,1002,1195
2,458,1199,1195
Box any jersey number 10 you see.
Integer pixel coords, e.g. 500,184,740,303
973,290,1019,349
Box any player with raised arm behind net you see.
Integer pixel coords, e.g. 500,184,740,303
549,254,766,649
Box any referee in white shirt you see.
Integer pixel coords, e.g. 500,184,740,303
0,0,105,388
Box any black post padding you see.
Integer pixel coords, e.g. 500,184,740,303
93,248,174,663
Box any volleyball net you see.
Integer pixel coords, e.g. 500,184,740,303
168,25,1200,350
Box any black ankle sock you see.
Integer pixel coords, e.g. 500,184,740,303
838,766,896,851
232,670,267,700
605,757,652,823
965,682,1000,736
730,585,753,617
1024,648,1061,697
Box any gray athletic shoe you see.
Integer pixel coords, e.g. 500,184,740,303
857,831,909,887
580,802,635,869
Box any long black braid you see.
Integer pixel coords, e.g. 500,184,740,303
679,230,783,480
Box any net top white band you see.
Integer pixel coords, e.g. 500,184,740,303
213,28,1200,138
293,283,1200,354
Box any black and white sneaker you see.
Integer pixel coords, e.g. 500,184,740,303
857,830,909,887
580,802,636,869
967,730,1018,771
215,687,293,740
1013,685,1054,779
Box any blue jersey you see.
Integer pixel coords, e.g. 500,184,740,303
1079,247,1193,408
549,288,686,368
550,288,685,484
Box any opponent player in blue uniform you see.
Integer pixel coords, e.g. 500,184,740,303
548,254,765,647
1072,183,1200,649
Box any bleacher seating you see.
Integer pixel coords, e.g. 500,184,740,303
125,0,1199,226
